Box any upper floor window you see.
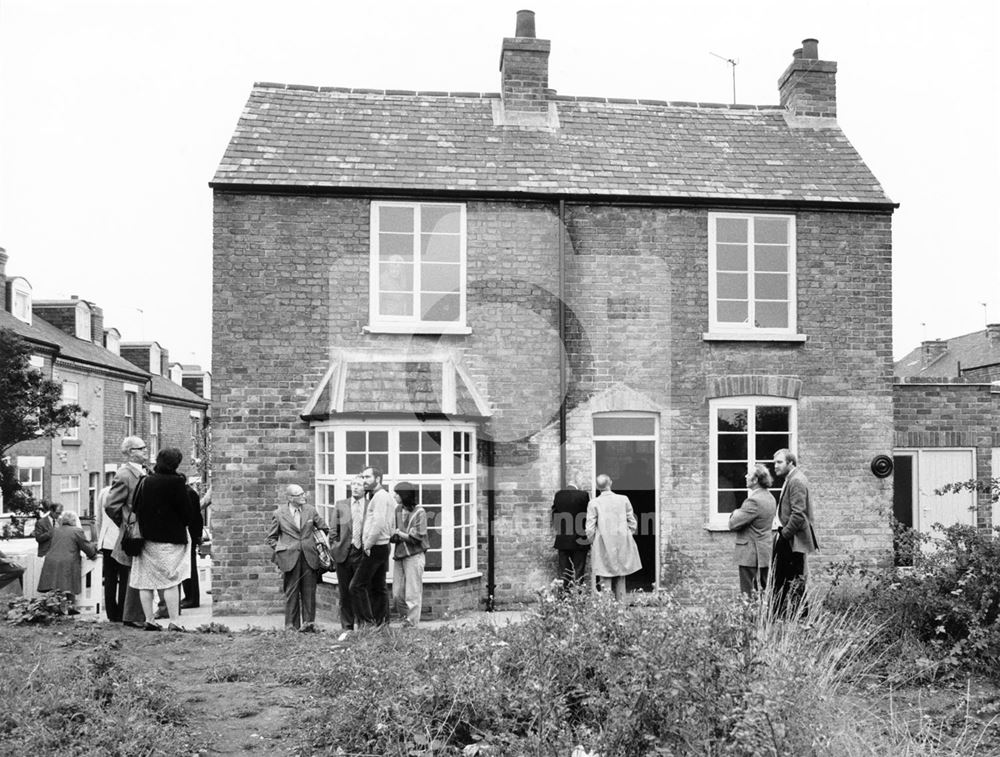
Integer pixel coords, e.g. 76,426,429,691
149,406,162,458
368,202,469,334
12,457,45,512
708,214,796,336
124,386,138,437
11,277,32,325
708,397,796,529
60,474,81,511
75,301,92,342
61,382,79,439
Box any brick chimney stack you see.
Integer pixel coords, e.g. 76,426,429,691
921,339,948,367
499,10,552,116
89,303,104,346
987,323,1000,345
778,38,837,118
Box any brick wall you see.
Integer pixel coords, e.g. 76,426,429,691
893,378,1000,528
212,192,895,613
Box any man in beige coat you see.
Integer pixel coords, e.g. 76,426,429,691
728,464,777,595
585,474,642,601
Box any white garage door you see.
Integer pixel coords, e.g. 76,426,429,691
916,449,976,531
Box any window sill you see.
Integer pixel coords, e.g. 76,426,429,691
322,570,482,585
703,332,807,343
60,438,83,447
364,323,472,336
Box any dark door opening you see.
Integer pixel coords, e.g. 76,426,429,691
892,454,914,566
594,439,656,591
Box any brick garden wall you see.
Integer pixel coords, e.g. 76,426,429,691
212,192,895,614
893,378,1000,528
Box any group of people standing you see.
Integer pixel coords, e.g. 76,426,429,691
552,448,819,615
266,465,428,632
25,436,205,628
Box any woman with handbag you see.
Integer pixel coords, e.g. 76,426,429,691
129,447,191,631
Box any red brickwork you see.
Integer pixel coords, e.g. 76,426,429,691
893,378,1000,528
212,192,895,614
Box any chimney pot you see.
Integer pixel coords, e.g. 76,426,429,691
515,9,536,38
801,38,819,59
779,36,837,118
792,47,803,59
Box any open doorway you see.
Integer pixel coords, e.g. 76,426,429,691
592,414,658,592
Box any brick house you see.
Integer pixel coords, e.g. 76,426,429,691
210,13,896,616
0,249,209,528
893,326,1000,536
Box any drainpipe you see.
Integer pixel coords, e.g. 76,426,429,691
558,199,567,490
484,437,496,611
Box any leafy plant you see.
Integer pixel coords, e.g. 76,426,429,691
6,592,75,624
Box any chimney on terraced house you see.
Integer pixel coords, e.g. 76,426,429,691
779,38,838,118
498,10,554,124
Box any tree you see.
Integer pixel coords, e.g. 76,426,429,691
0,327,86,531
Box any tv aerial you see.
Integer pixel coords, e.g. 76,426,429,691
710,51,738,104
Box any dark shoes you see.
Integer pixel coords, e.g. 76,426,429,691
123,621,145,629
179,600,199,609
143,621,163,632
299,622,318,633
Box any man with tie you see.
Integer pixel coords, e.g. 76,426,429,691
34,502,64,557
349,466,394,627
329,475,364,631
265,484,329,631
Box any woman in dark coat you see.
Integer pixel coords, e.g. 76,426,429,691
37,511,98,603
130,448,191,630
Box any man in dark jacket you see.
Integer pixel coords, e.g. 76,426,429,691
552,483,591,594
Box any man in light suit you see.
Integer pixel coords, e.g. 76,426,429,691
771,449,819,617
265,484,329,631
34,502,63,557
329,476,364,631
104,436,149,627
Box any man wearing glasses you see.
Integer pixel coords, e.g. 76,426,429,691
104,436,150,626
265,484,329,631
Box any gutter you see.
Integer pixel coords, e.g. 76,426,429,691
484,437,496,612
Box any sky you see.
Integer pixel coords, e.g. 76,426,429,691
1,0,997,370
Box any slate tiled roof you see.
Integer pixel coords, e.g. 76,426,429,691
149,374,209,409
212,85,893,206
0,310,149,379
895,328,1000,379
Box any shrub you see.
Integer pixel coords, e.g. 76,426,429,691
302,589,888,756
826,523,1000,675
6,591,75,624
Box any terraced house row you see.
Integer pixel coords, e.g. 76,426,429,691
0,248,211,531
209,12,900,617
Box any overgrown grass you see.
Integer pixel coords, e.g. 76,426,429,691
0,631,192,756
296,587,997,756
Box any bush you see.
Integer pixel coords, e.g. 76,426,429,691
6,592,75,624
826,523,1000,675
303,590,886,756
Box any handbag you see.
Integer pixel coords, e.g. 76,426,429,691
314,527,333,572
121,477,146,557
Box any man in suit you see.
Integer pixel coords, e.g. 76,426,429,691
349,466,393,627
551,483,590,594
34,502,64,557
265,483,329,631
771,449,819,617
728,464,778,595
104,436,149,627
329,475,364,631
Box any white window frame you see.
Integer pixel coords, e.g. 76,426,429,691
11,278,32,325
367,201,470,335
61,381,79,439
12,457,45,512
60,474,81,512
707,213,798,339
75,301,92,341
149,405,162,457
124,386,138,437
312,420,479,581
708,396,797,530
